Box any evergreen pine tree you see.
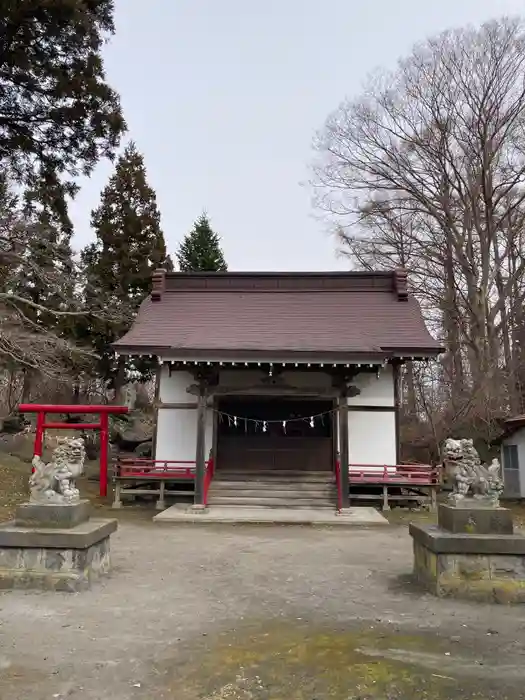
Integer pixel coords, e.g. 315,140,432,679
0,0,126,223
177,214,227,271
81,142,171,390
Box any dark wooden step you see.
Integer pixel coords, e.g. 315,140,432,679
209,495,335,508
211,481,335,492
216,470,333,481
209,487,335,499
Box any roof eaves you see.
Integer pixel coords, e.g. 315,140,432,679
379,344,445,355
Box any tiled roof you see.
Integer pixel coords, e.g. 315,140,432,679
114,270,442,360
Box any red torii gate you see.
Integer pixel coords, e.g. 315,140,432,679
18,404,129,498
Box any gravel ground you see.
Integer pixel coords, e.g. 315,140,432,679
1,519,525,700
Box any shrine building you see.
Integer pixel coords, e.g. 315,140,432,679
114,269,442,510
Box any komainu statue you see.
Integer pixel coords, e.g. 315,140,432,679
441,438,503,507
30,437,86,504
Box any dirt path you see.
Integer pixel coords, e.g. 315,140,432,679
1,521,525,699
1,453,525,698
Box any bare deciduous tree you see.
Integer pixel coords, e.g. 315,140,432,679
312,16,525,448
0,203,129,385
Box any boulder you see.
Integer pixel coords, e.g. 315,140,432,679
0,414,27,434
110,410,154,452
134,441,152,458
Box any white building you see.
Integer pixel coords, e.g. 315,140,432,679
115,269,441,509
498,416,525,499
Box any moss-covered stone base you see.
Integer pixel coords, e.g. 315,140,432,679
0,536,111,592
413,539,525,603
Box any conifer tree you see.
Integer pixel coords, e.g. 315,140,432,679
0,0,126,224
81,142,171,390
177,214,227,271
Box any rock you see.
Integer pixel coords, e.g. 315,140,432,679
110,410,154,451
134,441,152,458
0,414,26,434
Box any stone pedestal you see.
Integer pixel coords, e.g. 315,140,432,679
437,501,514,534
15,500,93,529
410,501,525,603
0,501,117,592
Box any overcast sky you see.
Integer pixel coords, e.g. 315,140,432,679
68,0,524,271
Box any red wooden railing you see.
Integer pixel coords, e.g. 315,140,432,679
332,462,436,512
115,458,196,479
349,464,438,484
203,456,215,506
115,456,215,505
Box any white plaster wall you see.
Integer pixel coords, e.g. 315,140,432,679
155,368,213,462
348,411,397,466
159,368,195,403
347,365,394,407
155,409,197,462
155,408,214,462
332,367,396,466
205,410,214,458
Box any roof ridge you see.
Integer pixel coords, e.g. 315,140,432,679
150,268,406,299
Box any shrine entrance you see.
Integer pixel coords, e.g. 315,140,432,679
216,396,334,473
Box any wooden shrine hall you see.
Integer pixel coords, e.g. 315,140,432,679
113,269,441,512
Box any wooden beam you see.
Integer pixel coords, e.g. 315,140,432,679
186,383,360,398
194,386,207,506
338,392,350,509
155,401,198,409
347,405,395,412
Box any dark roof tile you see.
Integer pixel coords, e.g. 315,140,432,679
114,271,442,359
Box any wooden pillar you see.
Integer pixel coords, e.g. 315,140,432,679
338,391,350,509
194,385,207,506
392,361,401,464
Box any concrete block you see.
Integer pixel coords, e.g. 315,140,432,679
456,554,490,580
0,515,116,592
15,500,91,529
0,536,112,592
411,526,525,603
489,555,525,579
409,523,525,555
0,518,117,549
437,553,458,577
0,548,20,569
438,503,513,535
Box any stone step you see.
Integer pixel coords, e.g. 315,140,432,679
209,495,336,508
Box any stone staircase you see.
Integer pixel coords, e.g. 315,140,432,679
207,470,336,509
